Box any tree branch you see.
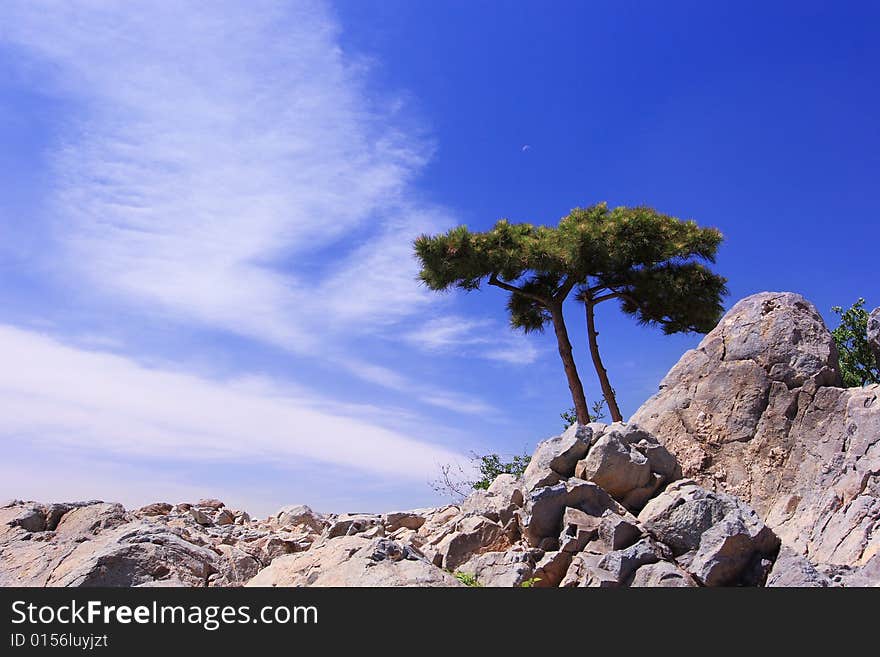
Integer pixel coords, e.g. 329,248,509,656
592,289,640,307
488,273,549,304
554,275,577,303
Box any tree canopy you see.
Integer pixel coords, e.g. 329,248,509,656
414,202,728,423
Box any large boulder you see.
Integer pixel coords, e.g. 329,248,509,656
520,424,592,491
434,516,510,570
574,423,680,510
457,550,539,587
638,480,779,586
633,292,880,583
519,478,627,548
0,501,219,587
765,546,830,587
273,504,326,533
245,536,461,587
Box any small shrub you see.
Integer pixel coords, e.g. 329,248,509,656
831,298,879,387
453,572,482,587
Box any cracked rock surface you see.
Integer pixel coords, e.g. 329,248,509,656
632,292,880,585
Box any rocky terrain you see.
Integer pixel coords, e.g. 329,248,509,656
2,292,877,587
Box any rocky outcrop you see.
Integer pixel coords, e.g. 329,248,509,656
246,536,461,587
632,292,880,585
0,499,318,587
4,291,875,587
0,422,784,587
869,307,880,369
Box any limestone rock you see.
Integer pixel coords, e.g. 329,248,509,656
137,502,173,517
520,478,625,547
629,561,697,587
639,480,779,586
766,546,831,587
521,424,592,491
189,508,213,526
326,514,383,539
574,423,679,510
246,536,461,587
532,550,573,588
632,291,879,584
458,550,538,587
47,523,217,587
274,504,326,533
435,516,509,570
55,503,128,537
383,510,428,532
596,538,661,584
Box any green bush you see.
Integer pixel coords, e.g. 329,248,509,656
831,299,879,387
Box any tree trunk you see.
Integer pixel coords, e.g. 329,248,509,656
548,303,590,424
585,301,623,422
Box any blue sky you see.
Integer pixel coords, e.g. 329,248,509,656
0,1,877,516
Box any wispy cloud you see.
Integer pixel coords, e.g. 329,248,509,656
0,324,466,479
0,0,511,414
404,316,540,365
0,0,436,351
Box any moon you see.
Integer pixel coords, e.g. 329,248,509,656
521,145,531,152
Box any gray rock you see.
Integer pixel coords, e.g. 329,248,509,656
246,536,461,587
521,424,592,491
629,561,697,587
574,423,680,511
47,523,218,587
532,550,573,588
596,538,661,585
520,478,625,547
639,480,778,585
274,504,325,533
869,307,880,368
326,514,383,539
639,480,778,557
458,550,537,587
687,515,770,586
598,514,642,552
189,508,213,526
766,546,831,587
435,516,509,571
383,510,428,532
559,553,619,588
632,291,880,584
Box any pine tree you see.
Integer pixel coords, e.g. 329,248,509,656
414,203,728,424
414,220,593,423
566,204,728,421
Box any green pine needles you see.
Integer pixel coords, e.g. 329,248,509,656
414,202,728,423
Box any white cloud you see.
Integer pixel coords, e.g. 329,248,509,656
337,354,500,416
0,324,466,479
404,316,540,365
0,0,439,352
0,0,514,415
